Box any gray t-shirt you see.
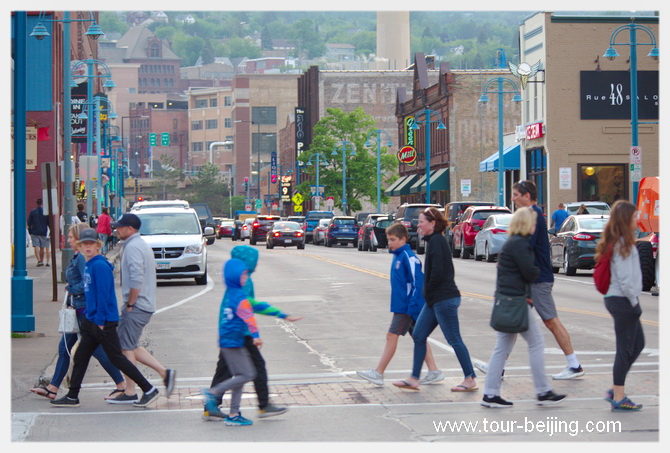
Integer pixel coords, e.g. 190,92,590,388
120,232,157,312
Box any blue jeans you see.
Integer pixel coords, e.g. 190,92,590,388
411,297,476,380
51,313,124,388
99,233,109,254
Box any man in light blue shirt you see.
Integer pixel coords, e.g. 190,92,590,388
551,202,569,231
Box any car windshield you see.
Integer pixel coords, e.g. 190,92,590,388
308,213,333,220
137,213,201,235
494,215,513,226
472,210,505,221
567,204,610,215
274,222,300,230
376,219,392,228
334,219,356,225
577,217,609,230
405,207,429,219
257,217,279,225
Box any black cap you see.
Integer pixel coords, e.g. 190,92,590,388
78,228,99,243
111,213,141,229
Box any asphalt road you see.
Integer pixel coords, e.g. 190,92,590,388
11,237,660,446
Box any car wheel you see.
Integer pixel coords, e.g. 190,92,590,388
250,236,257,245
370,241,377,252
358,239,363,251
485,243,495,263
298,242,305,250
207,237,215,245
461,239,470,259
353,239,358,248
417,239,425,255
474,242,482,261
452,238,461,258
636,241,655,291
563,250,576,276
266,240,273,249
363,238,369,251
195,267,208,286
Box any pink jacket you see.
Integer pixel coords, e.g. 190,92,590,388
96,213,112,235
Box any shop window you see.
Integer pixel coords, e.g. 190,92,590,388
578,164,627,204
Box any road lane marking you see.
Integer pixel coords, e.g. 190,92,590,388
154,274,214,314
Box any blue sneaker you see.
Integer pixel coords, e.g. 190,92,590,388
224,413,253,426
611,397,643,412
201,388,218,411
604,389,614,403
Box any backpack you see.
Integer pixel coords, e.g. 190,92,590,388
593,244,613,295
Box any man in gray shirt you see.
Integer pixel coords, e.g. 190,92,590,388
106,213,177,404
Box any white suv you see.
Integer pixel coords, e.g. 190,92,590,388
133,207,212,285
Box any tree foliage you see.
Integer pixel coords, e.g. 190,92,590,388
185,163,232,216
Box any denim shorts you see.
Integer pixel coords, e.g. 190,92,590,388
30,235,50,248
530,282,558,321
389,313,414,336
118,308,153,350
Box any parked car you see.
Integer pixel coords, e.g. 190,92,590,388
393,203,442,254
565,201,611,216
303,211,334,243
249,215,281,245
286,215,305,225
369,216,394,252
452,206,512,259
549,214,609,275
473,213,513,262
324,216,359,247
313,218,331,245
132,207,211,285
190,203,217,245
357,213,390,251
216,220,235,239
240,218,255,241
266,221,305,249
131,199,190,211
444,201,495,250
354,212,373,227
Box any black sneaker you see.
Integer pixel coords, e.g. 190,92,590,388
164,369,176,397
481,395,513,408
537,391,567,406
258,404,288,418
106,392,139,404
50,396,80,407
134,388,159,407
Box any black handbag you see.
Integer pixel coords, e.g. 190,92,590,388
490,292,529,333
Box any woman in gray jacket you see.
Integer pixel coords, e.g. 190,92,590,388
595,200,644,412
481,207,566,408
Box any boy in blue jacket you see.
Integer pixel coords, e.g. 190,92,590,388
51,228,159,408
201,258,260,426
356,223,443,386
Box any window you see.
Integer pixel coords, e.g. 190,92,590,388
224,96,232,106
206,119,218,129
252,106,276,125
577,164,627,204
191,120,203,131
192,142,204,152
224,118,232,128
195,99,208,108
129,88,136,94
209,98,217,107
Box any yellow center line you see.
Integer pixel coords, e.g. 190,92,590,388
291,251,659,328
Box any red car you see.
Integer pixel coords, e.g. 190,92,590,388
452,206,511,259
216,220,234,239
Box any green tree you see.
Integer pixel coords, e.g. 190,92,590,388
171,31,206,66
224,36,262,59
297,108,398,215
148,155,184,201
186,163,230,216
288,18,326,59
99,12,129,35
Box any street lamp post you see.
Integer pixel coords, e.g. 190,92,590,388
365,130,393,213
478,78,522,207
303,153,328,210
411,110,446,204
603,21,659,203
331,140,357,215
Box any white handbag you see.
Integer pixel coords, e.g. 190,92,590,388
58,291,80,334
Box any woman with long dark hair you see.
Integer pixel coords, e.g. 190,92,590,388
393,207,477,391
595,200,644,412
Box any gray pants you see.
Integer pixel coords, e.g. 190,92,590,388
484,306,551,396
210,347,256,415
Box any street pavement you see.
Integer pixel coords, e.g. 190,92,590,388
9,239,663,447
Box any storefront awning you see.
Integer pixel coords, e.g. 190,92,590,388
409,172,429,193
384,176,406,196
409,168,450,193
393,174,420,196
479,144,521,172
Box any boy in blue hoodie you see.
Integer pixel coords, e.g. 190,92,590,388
201,258,260,426
356,223,443,386
51,229,159,408
210,245,302,418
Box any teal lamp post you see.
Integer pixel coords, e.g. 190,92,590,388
411,110,446,204
303,153,329,210
364,129,393,213
603,21,659,203
478,78,522,207
331,140,357,215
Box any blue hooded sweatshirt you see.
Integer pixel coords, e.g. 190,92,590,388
389,243,426,320
83,254,118,326
218,258,259,348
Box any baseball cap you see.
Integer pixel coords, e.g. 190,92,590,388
78,228,99,243
111,213,142,229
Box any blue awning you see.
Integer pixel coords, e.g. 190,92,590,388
479,144,521,172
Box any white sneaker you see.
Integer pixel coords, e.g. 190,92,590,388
473,359,488,374
552,366,585,380
356,369,384,385
419,370,445,384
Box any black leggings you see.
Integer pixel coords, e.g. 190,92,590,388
211,336,269,409
605,296,645,387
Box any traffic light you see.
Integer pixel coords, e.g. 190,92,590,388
134,178,139,192
243,177,249,190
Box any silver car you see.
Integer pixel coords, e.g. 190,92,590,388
474,213,513,262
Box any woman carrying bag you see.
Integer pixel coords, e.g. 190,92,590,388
30,223,126,401
481,207,566,408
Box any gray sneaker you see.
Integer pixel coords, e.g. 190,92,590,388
164,369,176,397
134,388,159,407
356,369,384,385
419,370,445,384
106,392,139,404
258,404,288,418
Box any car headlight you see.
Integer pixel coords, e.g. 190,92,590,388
184,242,204,254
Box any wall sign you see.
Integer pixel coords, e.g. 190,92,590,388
397,146,417,166
404,116,415,147
295,107,307,158
580,71,659,120
526,122,544,140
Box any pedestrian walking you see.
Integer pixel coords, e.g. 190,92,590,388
96,207,112,255
201,258,260,426
393,207,477,392
106,213,176,404
50,228,159,408
481,207,567,408
595,200,645,412
30,223,126,401
357,223,443,386
27,198,50,267
551,202,569,231
76,203,88,225
210,245,302,418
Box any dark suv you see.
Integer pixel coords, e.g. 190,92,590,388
393,203,441,254
249,215,281,245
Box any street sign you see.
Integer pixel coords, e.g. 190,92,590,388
630,164,642,182
161,132,170,146
255,198,262,209
630,146,642,164
149,133,157,146
270,151,277,182
294,204,303,212
292,193,304,205
245,203,252,211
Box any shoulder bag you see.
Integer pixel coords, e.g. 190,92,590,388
490,292,529,333
58,291,80,334
593,244,613,295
